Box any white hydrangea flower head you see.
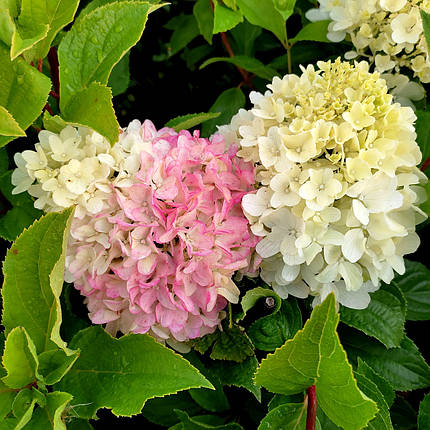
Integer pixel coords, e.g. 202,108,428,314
306,0,429,108
219,58,427,310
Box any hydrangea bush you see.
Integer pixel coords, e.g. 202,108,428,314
1,1,430,429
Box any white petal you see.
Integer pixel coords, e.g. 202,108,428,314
352,199,369,225
342,229,365,263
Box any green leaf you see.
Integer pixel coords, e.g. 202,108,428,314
38,348,79,385
0,106,25,137
340,285,405,348
142,392,202,427
208,325,254,362
0,147,8,171
213,1,243,34
193,0,214,44
236,0,286,45
258,402,321,430
209,356,261,401
241,287,280,318
273,0,296,20
56,326,213,418
248,299,302,351
189,386,229,413
200,55,277,80
108,51,130,97
1,208,74,353
20,0,80,61
0,171,43,241
2,327,40,389
392,260,430,321
418,392,430,430
354,372,393,430
67,420,94,430
168,14,200,57
229,20,262,57
10,388,39,430
357,358,395,408
174,410,243,430
390,397,417,430
201,87,245,136
421,10,430,55
58,1,162,109
342,327,430,391
0,44,51,147
255,295,377,430
290,21,330,44
165,112,221,132
27,391,73,430
0,372,16,421
414,110,430,170
61,82,119,145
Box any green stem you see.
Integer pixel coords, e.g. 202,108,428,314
228,302,233,329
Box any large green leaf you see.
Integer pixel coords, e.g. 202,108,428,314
0,171,43,241
419,392,430,430
236,0,286,45
165,112,221,132
56,326,213,418
342,327,430,391
340,284,405,348
255,295,377,430
61,82,119,145
200,56,277,80
58,1,162,109
0,44,51,147
1,327,40,389
392,260,430,321
193,0,213,44
0,106,25,137
19,0,80,61
213,0,243,34
201,88,245,136
2,208,74,353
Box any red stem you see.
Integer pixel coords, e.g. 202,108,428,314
48,47,60,98
43,102,53,116
220,32,249,83
421,156,430,172
306,386,317,430
37,58,42,72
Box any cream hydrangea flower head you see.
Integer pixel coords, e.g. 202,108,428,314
306,0,430,84
219,58,427,309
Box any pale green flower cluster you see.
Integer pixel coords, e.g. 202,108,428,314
307,0,430,83
219,59,427,309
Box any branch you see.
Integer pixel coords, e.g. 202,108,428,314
421,156,430,173
48,47,60,99
306,385,317,430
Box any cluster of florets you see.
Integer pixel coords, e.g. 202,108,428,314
306,0,430,84
12,121,258,343
219,59,427,309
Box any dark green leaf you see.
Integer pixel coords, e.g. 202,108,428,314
38,348,79,385
174,409,243,430
357,358,395,408
414,110,430,171
200,55,277,80
168,15,200,56
229,21,262,56
189,386,229,413
419,392,430,430
290,21,330,44
421,10,430,56
193,0,213,44
210,325,254,362
201,88,245,136
108,52,130,97
392,260,430,321
165,112,221,131
390,397,417,430
56,326,213,418
342,328,430,391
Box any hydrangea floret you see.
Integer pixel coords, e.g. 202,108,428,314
306,0,430,84
218,58,427,309
12,121,259,344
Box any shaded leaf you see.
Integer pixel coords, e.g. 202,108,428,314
193,0,213,44
165,112,221,132
168,14,200,56
108,52,130,97
174,409,243,430
419,392,430,430
38,348,79,385
414,110,430,171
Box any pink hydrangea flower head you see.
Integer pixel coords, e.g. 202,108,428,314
67,121,259,342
